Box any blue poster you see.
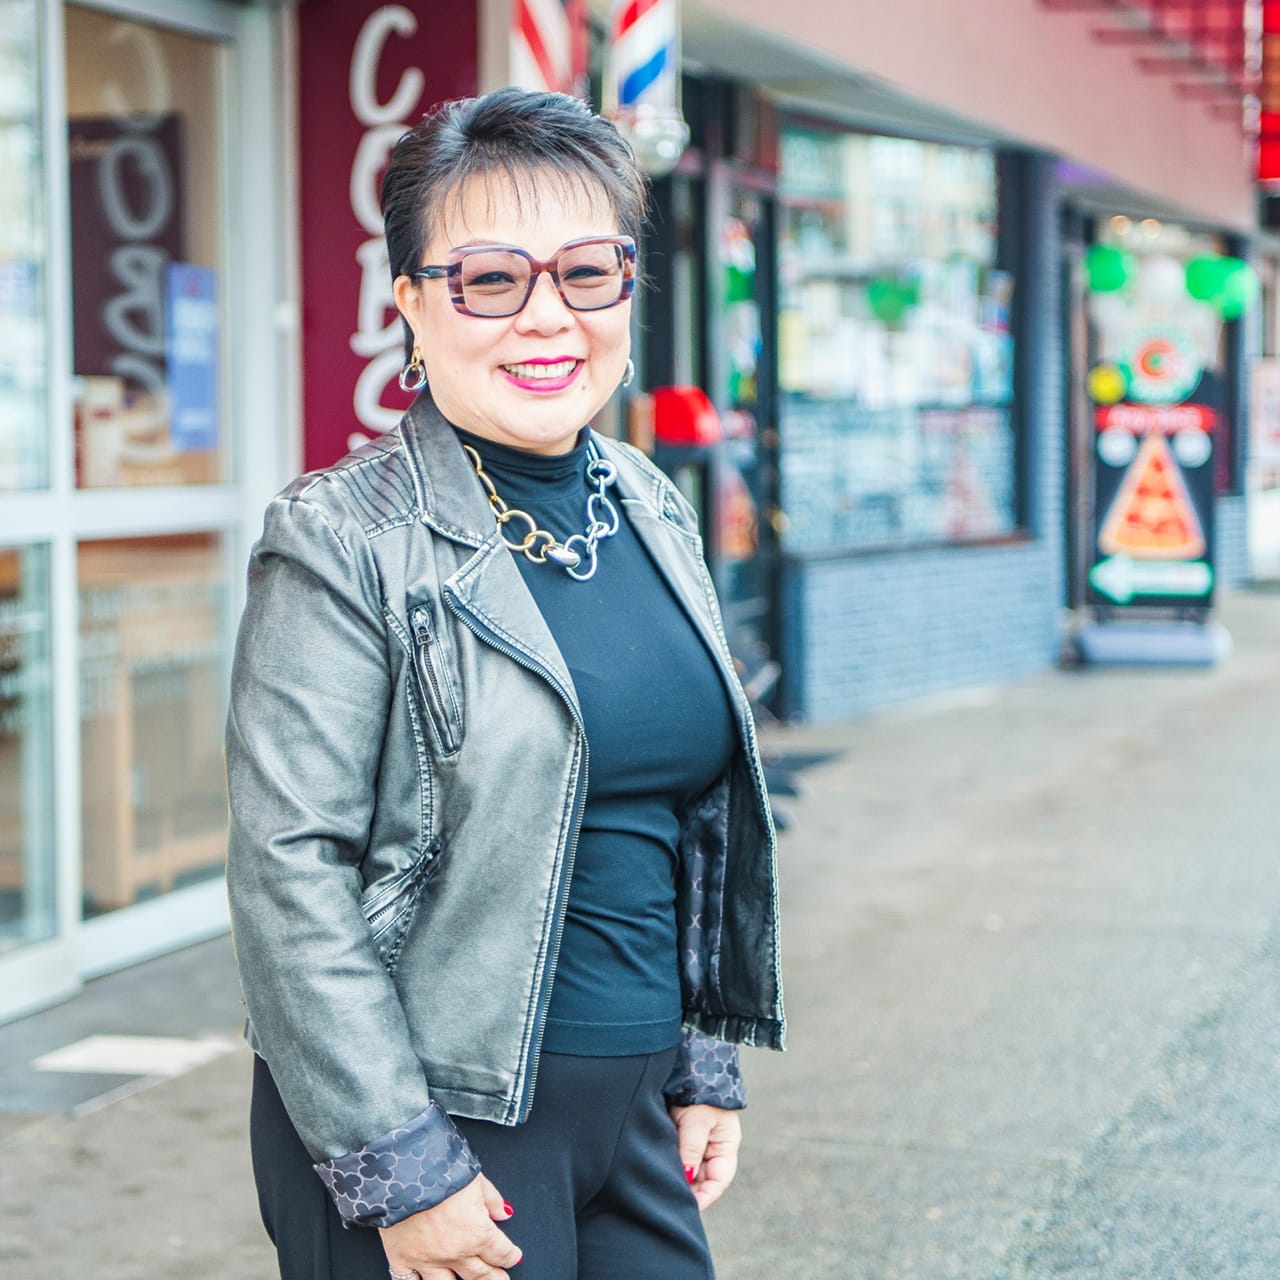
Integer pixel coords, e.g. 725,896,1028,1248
165,263,219,453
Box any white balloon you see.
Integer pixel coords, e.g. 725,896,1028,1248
1138,254,1185,307
1173,429,1212,469
1097,428,1138,468
1088,291,1131,337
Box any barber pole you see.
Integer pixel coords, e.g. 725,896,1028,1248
604,0,688,174
607,0,676,117
510,0,587,96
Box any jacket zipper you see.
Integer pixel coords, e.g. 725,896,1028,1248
443,591,587,1124
411,607,460,755
365,839,440,931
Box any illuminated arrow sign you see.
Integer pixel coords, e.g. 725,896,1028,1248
1089,555,1213,604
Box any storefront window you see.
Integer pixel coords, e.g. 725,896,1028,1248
777,126,1015,553
0,0,50,492
79,534,229,917
66,6,227,488
0,546,56,952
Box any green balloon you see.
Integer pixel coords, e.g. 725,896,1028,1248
1086,244,1135,294
1215,261,1259,319
1185,255,1232,302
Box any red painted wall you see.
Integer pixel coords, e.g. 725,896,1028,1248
297,1,478,471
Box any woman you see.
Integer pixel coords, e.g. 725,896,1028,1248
226,88,784,1280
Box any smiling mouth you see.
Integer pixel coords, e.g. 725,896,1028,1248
502,359,580,381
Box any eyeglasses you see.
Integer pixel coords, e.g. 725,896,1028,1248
411,235,637,318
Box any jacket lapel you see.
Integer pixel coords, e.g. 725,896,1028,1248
400,393,577,707
398,394,741,721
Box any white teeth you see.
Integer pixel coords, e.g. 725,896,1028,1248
503,360,577,380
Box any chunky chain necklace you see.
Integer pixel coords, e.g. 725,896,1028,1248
462,442,620,582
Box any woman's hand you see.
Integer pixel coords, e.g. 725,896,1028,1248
669,1104,741,1212
378,1173,521,1280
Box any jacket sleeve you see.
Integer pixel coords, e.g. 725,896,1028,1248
663,1028,747,1110
225,491,480,1228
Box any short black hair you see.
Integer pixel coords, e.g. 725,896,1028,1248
382,88,649,357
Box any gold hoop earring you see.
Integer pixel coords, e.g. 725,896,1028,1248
621,357,635,389
399,346,427,394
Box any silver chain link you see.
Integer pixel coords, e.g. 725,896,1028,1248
462,442,620,582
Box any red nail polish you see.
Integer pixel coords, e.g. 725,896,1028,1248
684,1165,696,1184
503,1201,514,1216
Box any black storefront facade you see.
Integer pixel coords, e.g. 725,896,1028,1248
634,76,1065,722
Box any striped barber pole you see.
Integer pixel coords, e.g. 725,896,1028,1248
604,0,688,174
605,0,679,118
510,0,587,96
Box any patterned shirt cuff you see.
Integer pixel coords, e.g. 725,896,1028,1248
663,1028,747,1110
312,1100,482,1228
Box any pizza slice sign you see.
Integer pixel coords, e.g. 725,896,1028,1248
1098,432,1206,561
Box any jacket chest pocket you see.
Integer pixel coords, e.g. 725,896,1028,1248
409,602,464,757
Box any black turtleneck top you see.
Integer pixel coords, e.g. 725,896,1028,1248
454,426,737,1056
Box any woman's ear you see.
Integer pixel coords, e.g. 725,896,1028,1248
393,274,424,336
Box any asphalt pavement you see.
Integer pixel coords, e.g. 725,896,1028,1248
2,588,1279,1279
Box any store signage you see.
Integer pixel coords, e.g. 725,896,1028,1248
68,113,185,402
1083,248,1231,610
1089,555,1213,605
1123,326,1200,404
297,1,477,471
1094,403,1214,434
165,263,219,453
1090,398,1217,608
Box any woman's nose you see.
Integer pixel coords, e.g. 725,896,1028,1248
516,270,574,331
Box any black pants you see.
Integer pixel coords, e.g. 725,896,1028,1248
250,1047,715,1280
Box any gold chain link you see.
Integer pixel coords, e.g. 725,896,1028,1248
461,443,620,580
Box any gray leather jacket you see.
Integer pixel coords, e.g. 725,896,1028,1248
225,392,785,1228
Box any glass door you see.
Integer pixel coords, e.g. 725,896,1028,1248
0,0,283,1020
0,548,56,957
0,0,73,1013
65,4,235,939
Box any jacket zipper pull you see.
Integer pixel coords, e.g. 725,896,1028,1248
411,607,460,755
413,608,431,647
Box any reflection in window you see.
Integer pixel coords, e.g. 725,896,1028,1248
0,0,50,492
79,534,228,916
778,126,1016,553
0,546,55,952
66,5,226,488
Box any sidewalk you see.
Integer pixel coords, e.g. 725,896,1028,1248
3,589,1279,1278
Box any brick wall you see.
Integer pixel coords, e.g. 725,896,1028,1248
1216,495,1250,588
780,542,1061,719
